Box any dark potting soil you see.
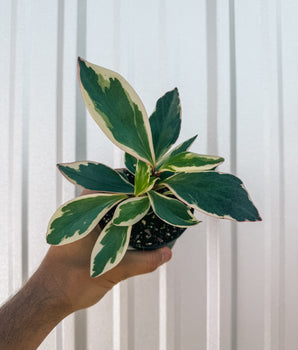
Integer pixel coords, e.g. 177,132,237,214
99,206,186,250
98,168,188,250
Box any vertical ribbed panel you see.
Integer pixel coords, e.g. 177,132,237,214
206,1,220,350
164,0,208,348
55,0,64,349
276,0,285,348
85,1,114,348
234,2,266,348
227,1,238,350
1,0,298,349
281,0,298,348
7,0,17,297
0,0,11,303
158,3,167,350
130,3,160,350
60,0,78,348
74,0,87,349
218,1,236,350
29,2,59,349
259,3,283,350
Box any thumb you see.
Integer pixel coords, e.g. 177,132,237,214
105,247,172,283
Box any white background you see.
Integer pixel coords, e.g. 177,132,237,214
0,0,297,349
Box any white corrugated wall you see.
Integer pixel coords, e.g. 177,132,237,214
0,0,297,349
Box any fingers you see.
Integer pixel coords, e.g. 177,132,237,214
119,247,172,278
79,189,173,283
103,247,172,283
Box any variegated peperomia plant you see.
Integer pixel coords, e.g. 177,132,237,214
46,57,262,278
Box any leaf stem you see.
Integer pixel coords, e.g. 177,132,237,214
151,167,161,178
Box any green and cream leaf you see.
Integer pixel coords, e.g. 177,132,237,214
113,196,150,226
163,172,262,222
78,57,155,165
148,190,200,227
156,134,198,169
159,151,224,173
46,193,127,246
134,159,156,196
58,161,134,193
90,223,131,277
149,88,181,161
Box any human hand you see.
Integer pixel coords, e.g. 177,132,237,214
0,189,172,350
40,189,172,313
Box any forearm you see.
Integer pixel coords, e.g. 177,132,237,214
0,266,71,350
0,226,171,349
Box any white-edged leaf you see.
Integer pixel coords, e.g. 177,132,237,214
134,159,156,196
46,193,127,245
163,172,262,222
148,190,200,227
78,57,155,165
57,161,134,193
90,222,132,277
159,151,224,173
149,88,181,161
156,134,198,169
113,196,150,226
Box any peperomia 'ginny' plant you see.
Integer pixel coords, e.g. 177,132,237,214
46,57,262,278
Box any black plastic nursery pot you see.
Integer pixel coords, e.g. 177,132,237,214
98,169,188,251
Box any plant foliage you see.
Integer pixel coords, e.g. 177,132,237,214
46,58,262,278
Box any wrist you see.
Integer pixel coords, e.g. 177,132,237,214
0,264,71,350
35,246,88,316
32,259,73,318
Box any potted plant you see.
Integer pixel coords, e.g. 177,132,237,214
46,57,262,278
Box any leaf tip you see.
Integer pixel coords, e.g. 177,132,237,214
243,215,262,222
77,57,87,81
90,260,98,278
77,56,85,64
256,213,263,221
46,233,57,245
91,270,99,278
56,163,66,174
172,87,180,101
